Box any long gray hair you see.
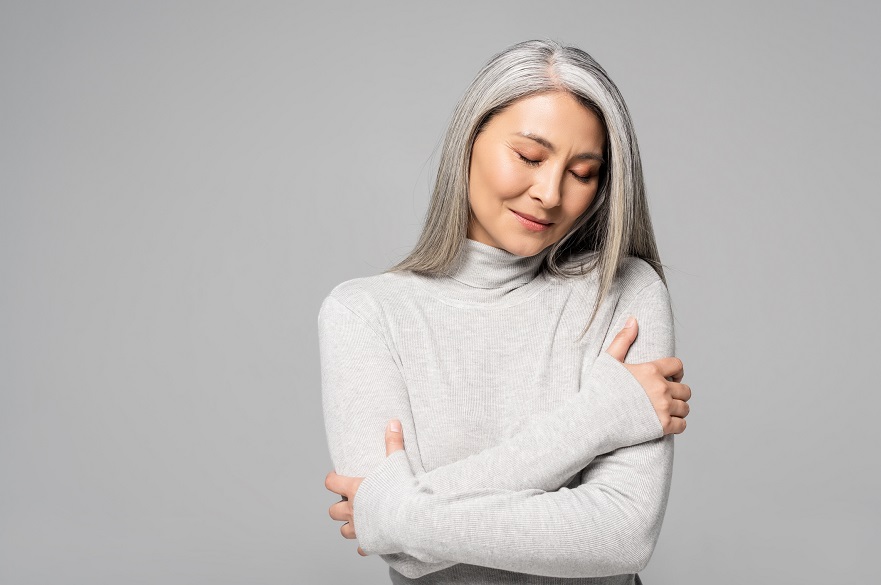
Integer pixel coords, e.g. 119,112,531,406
387,38,667,339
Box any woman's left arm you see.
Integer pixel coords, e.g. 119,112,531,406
348,277,679,578
357,428,673,578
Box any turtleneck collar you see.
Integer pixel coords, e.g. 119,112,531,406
429,238,554,306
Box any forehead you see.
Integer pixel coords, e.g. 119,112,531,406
491,91,605,147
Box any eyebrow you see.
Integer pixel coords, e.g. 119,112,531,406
512,131,605,163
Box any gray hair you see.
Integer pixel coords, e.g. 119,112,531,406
387,38,667,339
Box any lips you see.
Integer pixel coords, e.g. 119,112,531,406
513,210,553,225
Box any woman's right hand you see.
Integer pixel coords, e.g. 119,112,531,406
605,315,691,435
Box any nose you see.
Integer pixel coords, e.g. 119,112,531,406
528,164,564,208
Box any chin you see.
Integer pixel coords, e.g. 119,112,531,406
498,234,549,257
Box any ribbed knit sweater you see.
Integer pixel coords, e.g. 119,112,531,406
318,237,676,584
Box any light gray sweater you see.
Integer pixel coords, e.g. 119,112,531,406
318,237,676,584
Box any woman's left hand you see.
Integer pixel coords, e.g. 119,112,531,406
325,418,404,556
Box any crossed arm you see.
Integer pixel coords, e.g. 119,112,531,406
318,278,676,579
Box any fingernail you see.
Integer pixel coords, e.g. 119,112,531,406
624,316,635,328
389,419,401,433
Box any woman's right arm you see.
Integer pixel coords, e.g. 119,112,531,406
319,293,456,575
319,281,669,576
347,278,683,579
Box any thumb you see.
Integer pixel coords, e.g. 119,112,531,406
605,315,638,363
385,419,404,456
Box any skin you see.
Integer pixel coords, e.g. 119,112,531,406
324,91,693,556
466,90,606,255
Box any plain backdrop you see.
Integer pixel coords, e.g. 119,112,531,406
2,1,879,584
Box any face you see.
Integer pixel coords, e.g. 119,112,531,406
467,90,606,257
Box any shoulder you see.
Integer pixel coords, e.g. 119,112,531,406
618,256,664,291
555,252,667,308
616,256,670,309
557,251,663,291
318,271,417,332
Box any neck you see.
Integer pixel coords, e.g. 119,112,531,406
431,238,553,305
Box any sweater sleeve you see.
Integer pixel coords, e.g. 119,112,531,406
348,278,677,578
317,282,665,578
318,293,457,575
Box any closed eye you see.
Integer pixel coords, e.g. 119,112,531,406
516,152,596,184
516,152,541,166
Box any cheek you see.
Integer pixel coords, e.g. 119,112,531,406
473,150,527,199
562,188,598,220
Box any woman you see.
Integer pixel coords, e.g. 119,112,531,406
319,39,692,585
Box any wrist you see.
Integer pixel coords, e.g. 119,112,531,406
590,351,665,443
352,450,417,555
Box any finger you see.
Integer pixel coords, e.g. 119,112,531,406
340,521,357,540
326,471,360,501
671,399,690,419
358,546,367,556
327,502,351,522
325,471,342,495
385,418,404,456
675,417,687,434
604,315,638,362
655,356,684,381
671,381,692,402
328,499,352,522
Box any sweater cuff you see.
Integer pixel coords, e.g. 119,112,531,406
590,351,665,444
353,449,417,555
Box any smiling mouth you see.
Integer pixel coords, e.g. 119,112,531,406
512,210,553,225
511,210,554,232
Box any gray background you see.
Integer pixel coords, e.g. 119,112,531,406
2,1,878,583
